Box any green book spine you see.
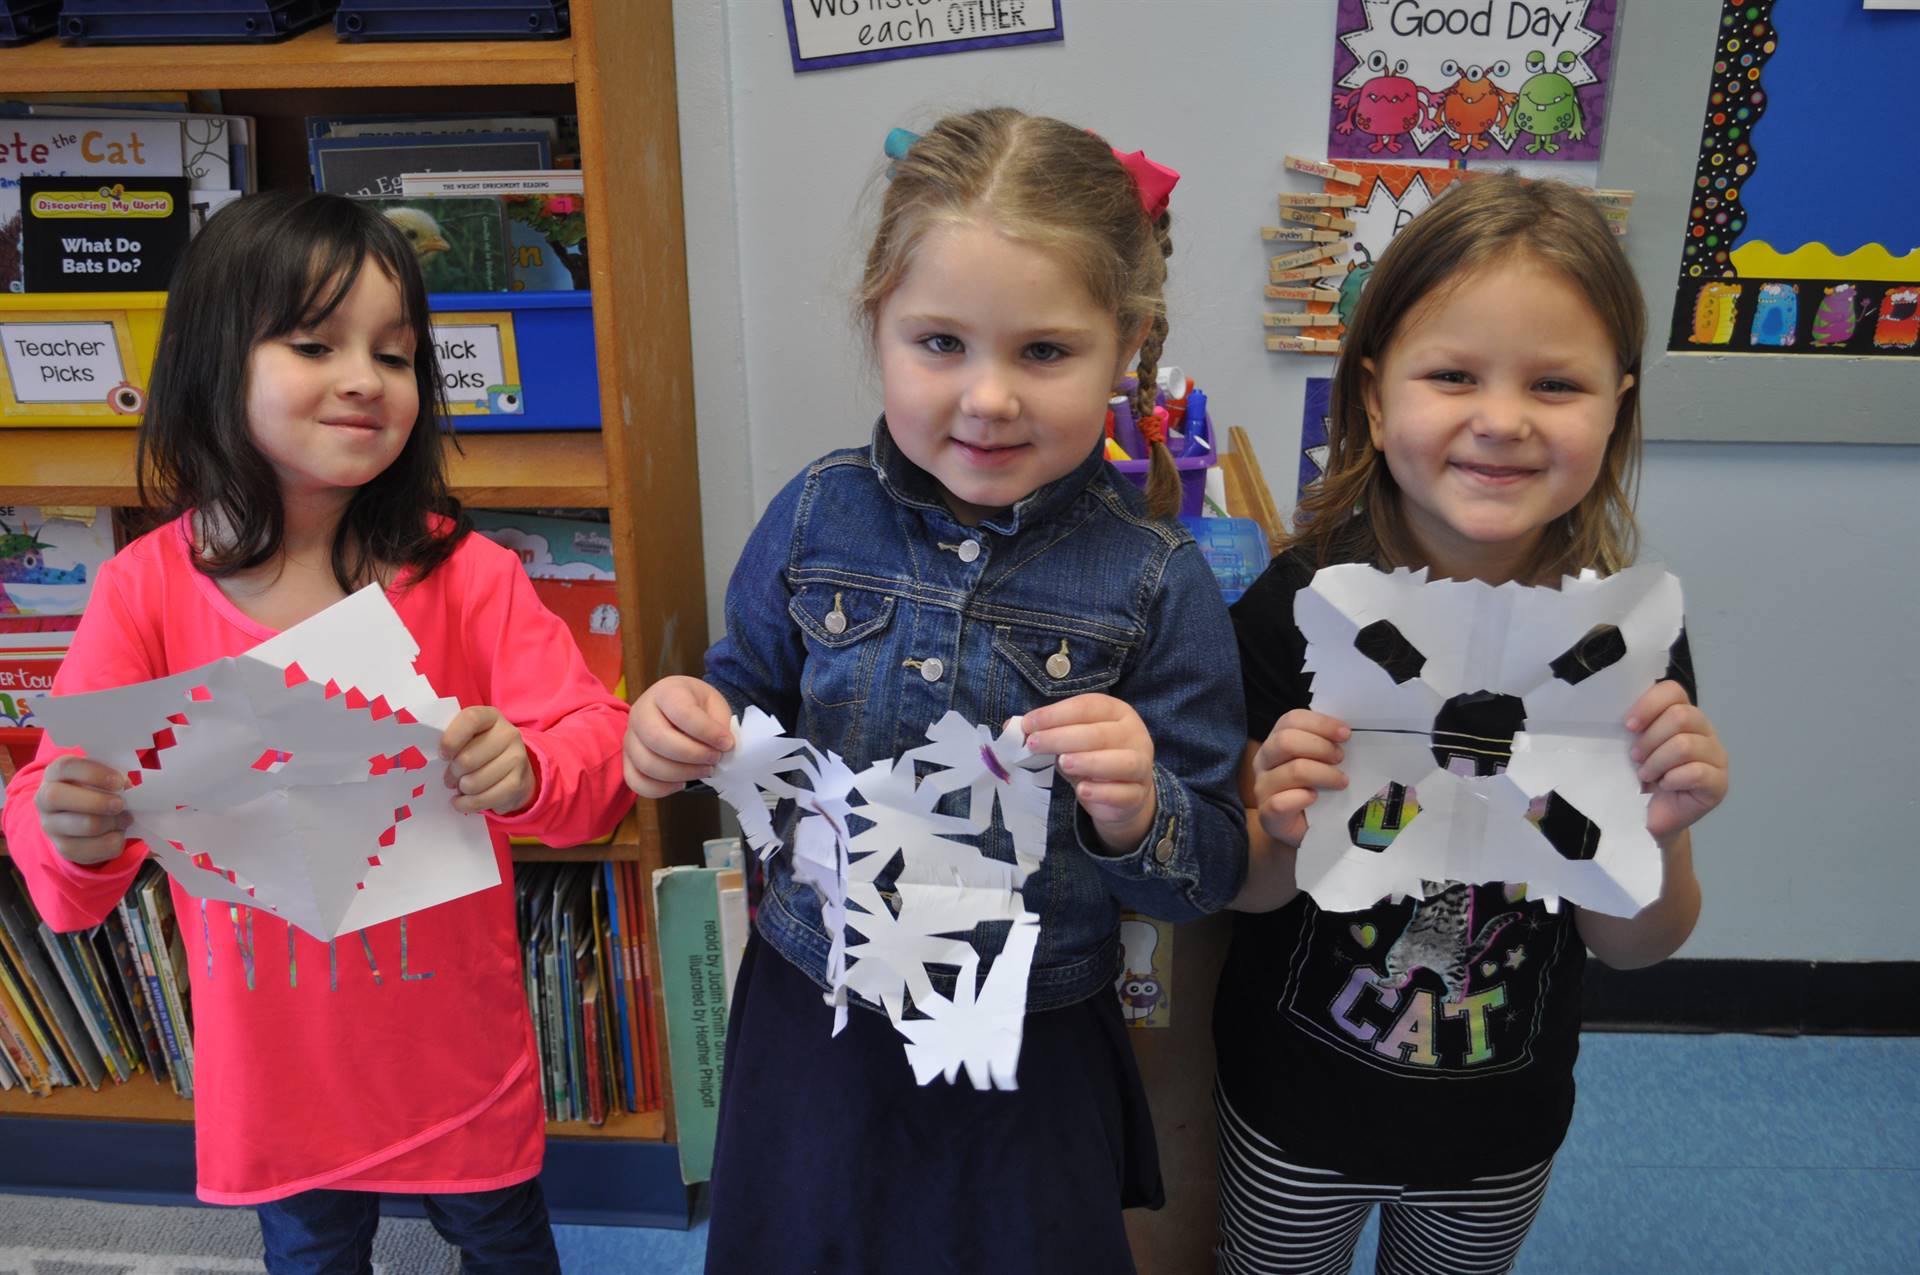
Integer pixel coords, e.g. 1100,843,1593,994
651,867,728,1186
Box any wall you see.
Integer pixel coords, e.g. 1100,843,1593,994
672,0,1919,962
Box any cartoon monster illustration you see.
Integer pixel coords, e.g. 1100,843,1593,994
1336,242,1376,327
1690,282,1742,345
1874,286,1919,350
1334,51,1437,154
1502,50,1586,154
1117,971,1164,1023
1812,284,1860,347
0,518,84,586
1370,882,1516,1006
1434,59,1516,152
1752,282,1799,347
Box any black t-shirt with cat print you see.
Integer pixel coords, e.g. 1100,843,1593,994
1214,547,1695,1186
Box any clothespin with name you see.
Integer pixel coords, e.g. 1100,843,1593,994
1264,284,1338,302
1263,311,1344,328
1267,334,1343,354
1269,242,1349,272
1271,261,1351,283
1284,155,1362,187
1278,192,1358,209
1279,207,1357,233
1262,225,1345,244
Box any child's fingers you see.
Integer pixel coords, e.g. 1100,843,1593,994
1056,748,1150,784
1636,728,1726,787
1624,679,1690,732
451,749,522,799
42,755,129,793
1630,701,1714,763
622,750,686,800
635,698,726,767
1657,760,1727,798
1022,693,1122,734
1255,726,1345,773
1073,779,1147,814
1254,759,1348,804
438,706,501,760
42,805,134,841
655,679,736,753
37,774,128,819
1024,720,1139,760
453,772,526,816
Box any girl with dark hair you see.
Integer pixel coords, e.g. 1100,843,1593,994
2,192,632,1273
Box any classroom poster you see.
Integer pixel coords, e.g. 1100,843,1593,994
1668,0,1920,358
1329,0,1616,162
1299,377,1332,501
784,0,1063,73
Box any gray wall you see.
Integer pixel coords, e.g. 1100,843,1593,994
673,0,1917,962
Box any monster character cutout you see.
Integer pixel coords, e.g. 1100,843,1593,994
1115,917,1168,1025
1503,50,1586,155
1435,59,1517,153
1334,51,1436,155
1336,242,1376,327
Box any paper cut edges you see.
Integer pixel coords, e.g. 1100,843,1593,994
35,586,499,941
1296,564,1684,918
705,708,1054,1090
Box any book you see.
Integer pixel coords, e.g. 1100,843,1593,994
0,865,91,1087
653,865,737,1184
85,924,144,1079
352,195,511,293
19,173,193,293
0,940,54,1094
120,881,188,1097
12,107,250,193
34,922,113,1086
627,862,661,1113
0,506,117,617
64,925,135,1080
310,131,549,201
1,117,185,291
602,860,637,1113
138,870,194,1096
104,906,169,1086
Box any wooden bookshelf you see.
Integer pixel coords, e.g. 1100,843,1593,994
0,0,706,1222
0,429,613,508
0,24,575,92
0,1077,667,1141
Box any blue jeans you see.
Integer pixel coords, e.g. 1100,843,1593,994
255,1179,561,1275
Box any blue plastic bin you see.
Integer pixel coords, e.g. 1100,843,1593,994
429,290,598,432
0,0,58,45
335,0,566,40
56,0,337,44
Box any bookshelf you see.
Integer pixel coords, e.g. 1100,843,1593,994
0,0,708,1228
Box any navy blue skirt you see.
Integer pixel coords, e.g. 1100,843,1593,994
705,933,1162,1274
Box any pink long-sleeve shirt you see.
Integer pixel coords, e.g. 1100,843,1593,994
2,515,634,1204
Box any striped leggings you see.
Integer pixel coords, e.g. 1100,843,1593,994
1214,1084,1555,1275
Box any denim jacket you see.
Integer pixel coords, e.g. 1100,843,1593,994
703,420,1248,1012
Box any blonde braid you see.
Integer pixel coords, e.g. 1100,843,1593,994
1131,213,1181,520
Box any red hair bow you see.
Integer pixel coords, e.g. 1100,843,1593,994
1111,148,1179,220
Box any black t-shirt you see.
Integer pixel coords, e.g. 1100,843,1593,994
1214,548,1695,1186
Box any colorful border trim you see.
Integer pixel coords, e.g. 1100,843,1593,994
784,0,1064,74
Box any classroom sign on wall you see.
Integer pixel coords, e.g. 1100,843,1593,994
1329,0,1617,161
785,0,1062,73
1669,0,1920,358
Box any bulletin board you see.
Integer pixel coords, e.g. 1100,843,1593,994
1668,0,1919,358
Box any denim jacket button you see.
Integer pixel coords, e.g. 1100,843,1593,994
1046,641,1072,680
824,609,847,635
958,539,981,563
1153,835,1174,864
919,657,945,682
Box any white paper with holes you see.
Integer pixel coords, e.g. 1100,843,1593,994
706,707,1052,1090
33,586,499,941
1297,564,1683,917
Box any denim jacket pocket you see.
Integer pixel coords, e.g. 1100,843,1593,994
791,584,896,708
991,623,1130,717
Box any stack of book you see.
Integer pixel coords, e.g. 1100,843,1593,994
1,91,258,292
517,861,663,1125
306,112,586,293
0,862,194,1099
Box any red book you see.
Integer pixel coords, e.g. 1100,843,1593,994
581,969,606,1127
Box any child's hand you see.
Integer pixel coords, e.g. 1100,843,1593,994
33,755,134,865
1249,708,1352,849
1627,680,1728,842
1021,694,1156,853
440,706,534,816
623,675,735,798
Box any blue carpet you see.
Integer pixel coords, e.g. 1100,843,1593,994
556,1033,1920,1274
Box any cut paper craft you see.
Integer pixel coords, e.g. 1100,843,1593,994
1295,564,1683,917
703,707,1055,1090
33,586,498,940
